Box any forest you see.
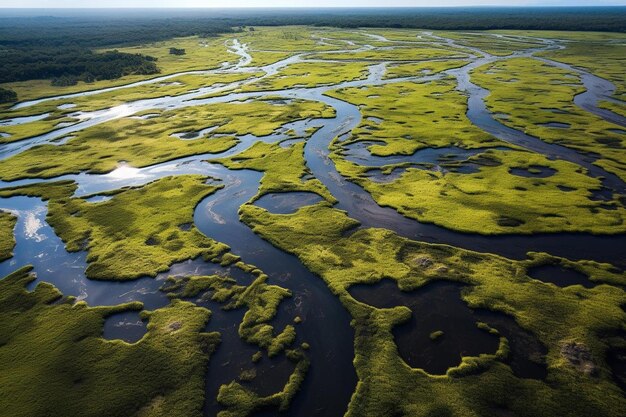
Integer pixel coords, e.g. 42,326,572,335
0,7,624,102
0,49,159,85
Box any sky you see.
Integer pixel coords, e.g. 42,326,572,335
1,1,625,8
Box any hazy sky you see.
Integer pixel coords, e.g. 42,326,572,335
3,1,625,8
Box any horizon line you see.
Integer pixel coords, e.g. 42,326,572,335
2,5,626,9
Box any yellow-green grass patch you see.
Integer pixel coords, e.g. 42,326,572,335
327,79,504,156
0,266,220,417
44,175,230,280
240,61,370,91
0,98,333,181
335,148,625,234
0,210,16,261
238,201,626,417
471,57,626,181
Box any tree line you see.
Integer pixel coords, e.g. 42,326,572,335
0,7,624,104
0,49,159,86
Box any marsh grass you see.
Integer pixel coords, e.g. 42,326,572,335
0,98,331,181
0,266,220,417
0,210,16,261
241,61,370,91
383,59,470,79
41,175,233,280
471,57,626,181
239,201,626,417
340,149,626,234
163,263,309,417
217,141,335,202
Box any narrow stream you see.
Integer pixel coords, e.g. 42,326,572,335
0,31,624,417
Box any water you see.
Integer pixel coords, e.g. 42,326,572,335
103,311,147,343
341,141,506,168
0,112,50,126
526,264,594,288
348,279,546,378
538,122,570,129
509,165,557,178
0,31,624,417
254,192,325,214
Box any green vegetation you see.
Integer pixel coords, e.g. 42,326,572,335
0,35,234,104
217,141,335,202
494,30,626,42
3,71,260,120
1,26,625,417
337,148,626,234
169,47,186,56
0,179,78,201
210,80,625,409
0,176,232,281
472,57,626,181
0,98,332,180
241,61,369,91
599,101,626,118
327,76,625,234
162,258,310,416
0,266,220,417
0,210,17,261
0,112,84,145
429,330,445,340
218,350,309,417
532,32,626,102
327,79,502,156
0,48,159,87
309,46,467,62
42,176,230,280
383,59,470,79
357,29,427,42
2,36,237,104
111,36,238,75
0,87,17,104
163,270,298,358
236,26,340,54
435,31,543,56
238,201,626,417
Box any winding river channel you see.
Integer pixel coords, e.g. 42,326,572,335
0,31,625,416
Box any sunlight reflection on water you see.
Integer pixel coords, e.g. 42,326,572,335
106,163,145,180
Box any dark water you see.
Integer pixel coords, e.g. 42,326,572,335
0,31,624,417
606,328,626,392
254,192,324,214
349,279,547,378
538,122,570,129
341,141,505,168
102,311,147,343
192,167,357,417
509,165,557,178
304,93,626,269
527,264,594,288
350,280,501,374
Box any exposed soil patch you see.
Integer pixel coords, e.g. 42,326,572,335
560,342,598,376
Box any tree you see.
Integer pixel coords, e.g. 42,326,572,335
169,47,186,56
0,87,17,104
51,76,78,87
